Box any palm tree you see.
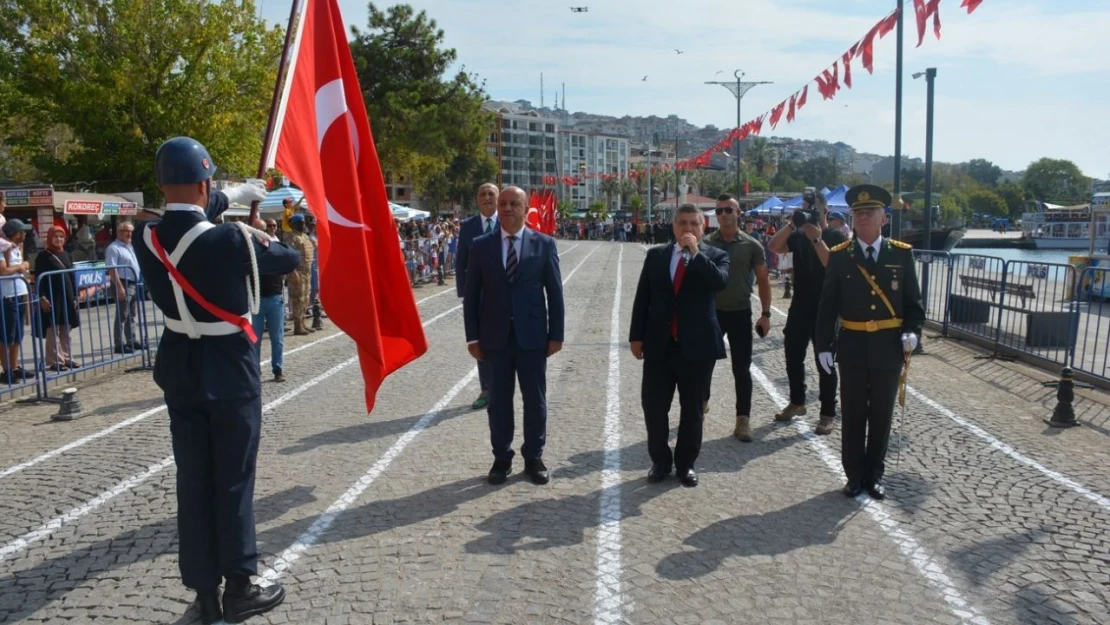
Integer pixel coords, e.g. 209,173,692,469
599,177,621,213
587,200,610,223
629,195,645,220
744,137,779,180
557,199,575,220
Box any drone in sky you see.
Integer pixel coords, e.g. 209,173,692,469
570,6,588,12
674,49,684,54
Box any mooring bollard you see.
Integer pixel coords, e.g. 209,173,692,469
783,276,793,300
1044,367,1080,428
52,387,88,422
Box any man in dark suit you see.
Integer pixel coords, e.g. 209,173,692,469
464,186,565,486
629,204,730,487
455,182,499,410
815,184,925,501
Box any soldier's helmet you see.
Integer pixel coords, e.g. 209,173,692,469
155,137,218,185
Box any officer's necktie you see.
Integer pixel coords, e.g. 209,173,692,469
866,245,877,265
484,218,493,234
505,236,518,283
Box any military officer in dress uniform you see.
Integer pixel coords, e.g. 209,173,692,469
134,137,301,624
814,185,924,501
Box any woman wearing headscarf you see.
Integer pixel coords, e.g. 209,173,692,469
34,226,81,371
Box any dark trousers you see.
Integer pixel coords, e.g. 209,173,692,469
168,395,262,591
705,309,753,416
784,310,838,415
643,340,712,472
485,336,547,462
838,367,900,485
113,283,138,350
477,358,491,392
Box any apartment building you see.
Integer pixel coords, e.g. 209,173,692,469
560,131,629,211
483,101,559,189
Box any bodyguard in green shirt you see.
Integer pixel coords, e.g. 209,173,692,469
703,194,773,442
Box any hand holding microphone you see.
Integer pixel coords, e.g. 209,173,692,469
679,233,698,265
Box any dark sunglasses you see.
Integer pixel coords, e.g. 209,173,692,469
715,207,735,215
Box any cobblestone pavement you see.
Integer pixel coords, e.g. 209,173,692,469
1,240,1109,625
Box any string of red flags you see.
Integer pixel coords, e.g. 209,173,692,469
675,0,985,171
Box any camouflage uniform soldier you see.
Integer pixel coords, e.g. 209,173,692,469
286,214,315,335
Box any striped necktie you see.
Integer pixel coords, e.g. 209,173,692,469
505,235,518,283
484,218,493,234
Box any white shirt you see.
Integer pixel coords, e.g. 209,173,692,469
501,227,525,268
480,215,498,235
859,235,882,263
669,244,699,280
0,244,28,297
165,202,206,214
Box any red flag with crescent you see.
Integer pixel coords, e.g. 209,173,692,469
263,0,427,413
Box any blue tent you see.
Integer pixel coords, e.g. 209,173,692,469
781,194,804,209
824,185,850,209
748,195,783,216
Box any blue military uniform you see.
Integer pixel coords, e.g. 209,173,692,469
137,137,299,624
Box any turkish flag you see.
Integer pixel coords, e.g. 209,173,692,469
527,190,543,230
961,0,983,13
264,0,427,412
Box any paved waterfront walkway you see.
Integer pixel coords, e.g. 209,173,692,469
1,241,1109,625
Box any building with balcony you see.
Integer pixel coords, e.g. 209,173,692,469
560,132,630,211
482,101,559,189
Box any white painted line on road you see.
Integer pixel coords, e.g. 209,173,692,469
0,242,600,567
0,330,344,481
0,264,533,482
748,364,991,625
0,355,356,564
752,293,1110,514
594,245,624,625
907,385,1110,513
256,242,601,585
261,367,479,581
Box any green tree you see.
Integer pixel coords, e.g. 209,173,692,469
587,199,609,222
0,0,282,199
743,137,778,179
901,167,925,193
967,187,1008,217
995,181,1027,218
349,3,494,201
599,177,621,212
961,159,1002,187
629,194,645,219
1022,157,1091,204
800,156,841,189
557,199,575,219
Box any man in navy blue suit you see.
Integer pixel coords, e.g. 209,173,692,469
455,182,499,410
464,186,565,485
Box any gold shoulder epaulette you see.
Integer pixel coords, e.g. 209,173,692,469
830,240,852,252
889,239,912,249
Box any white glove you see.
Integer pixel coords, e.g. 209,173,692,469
222,181,268,205
818,352,834,375
901,332,918,354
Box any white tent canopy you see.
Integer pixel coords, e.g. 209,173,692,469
391,203,430,222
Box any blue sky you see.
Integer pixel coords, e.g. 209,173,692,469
261,0,1110,179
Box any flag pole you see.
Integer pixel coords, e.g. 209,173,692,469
251,0,303,223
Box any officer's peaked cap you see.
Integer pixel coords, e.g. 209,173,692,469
845,184,892,212
155,136,218,185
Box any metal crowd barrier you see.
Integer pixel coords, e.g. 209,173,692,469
912,250,1110,384
0,275,40,395
1072,267,1110,382
32,264,146,400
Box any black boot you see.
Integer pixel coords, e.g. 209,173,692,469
311,301,323,330
194,589,223,625
223,576,285,624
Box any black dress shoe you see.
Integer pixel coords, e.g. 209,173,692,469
487,460,511,485
843,480,863,497
195,590,222,625
223,579,285,624
678,468,699,488
646,464,671,484
867,480,886,500
524,459,550,485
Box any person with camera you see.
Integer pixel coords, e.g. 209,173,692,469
702,194,772,442
766,187,847,435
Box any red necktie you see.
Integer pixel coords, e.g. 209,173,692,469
671,256,686,339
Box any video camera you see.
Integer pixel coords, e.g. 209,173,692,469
791,187,820,229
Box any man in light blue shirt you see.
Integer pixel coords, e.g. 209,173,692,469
104,221,142,354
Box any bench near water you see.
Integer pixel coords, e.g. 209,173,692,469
959,274,1037,308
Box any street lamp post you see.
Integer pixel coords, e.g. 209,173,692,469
706,70,771,199
892,0,905,239
912,67,936,356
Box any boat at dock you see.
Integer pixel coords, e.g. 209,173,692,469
1020,197,1109,250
